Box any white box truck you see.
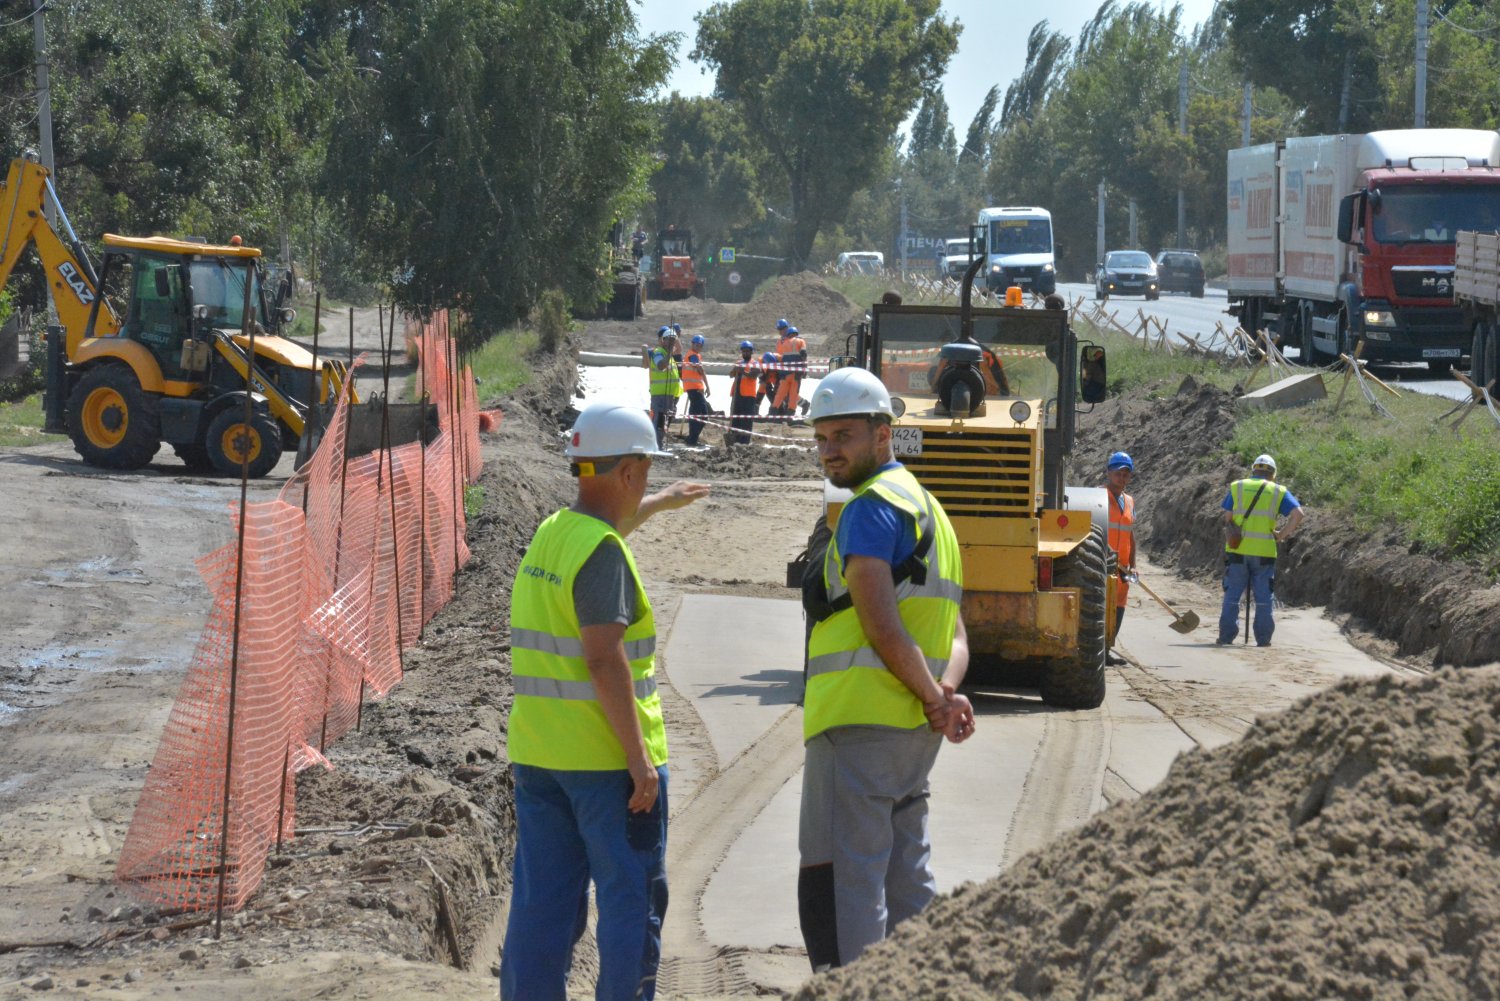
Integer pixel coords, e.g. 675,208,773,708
977,206,1056,295
1227,129,1500,369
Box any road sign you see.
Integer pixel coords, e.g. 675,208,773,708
727,271,741,286
720,247,736,263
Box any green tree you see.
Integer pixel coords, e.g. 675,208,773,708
323,0,673,333
1000,22,1070,128
693,0,959,268
909,89,956,160
650,95,764,252
959,85,999,166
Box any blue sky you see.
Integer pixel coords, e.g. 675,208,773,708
635,0,1221,139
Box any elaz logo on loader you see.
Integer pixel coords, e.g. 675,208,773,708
57,262,94,305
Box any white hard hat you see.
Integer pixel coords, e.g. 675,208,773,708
566,403,670,459
1252,453,1277,473
808,367,894,422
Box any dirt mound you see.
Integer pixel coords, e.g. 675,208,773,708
666,442,820,481
1067,373,1500,667
710,272,865,357
795,666,1500,1000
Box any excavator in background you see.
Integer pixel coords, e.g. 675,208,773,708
0,154,355,477
646,225,705,300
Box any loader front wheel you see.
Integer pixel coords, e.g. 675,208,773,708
68,364,162,470
1040,525,1109,710
206,407,283,479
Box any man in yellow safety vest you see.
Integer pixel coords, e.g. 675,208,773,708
1218,452,1304,647
501,402,709,1001
798,366,975,971
643,327,682,449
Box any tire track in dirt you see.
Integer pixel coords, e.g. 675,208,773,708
656,708,804,998
999,702,1113,870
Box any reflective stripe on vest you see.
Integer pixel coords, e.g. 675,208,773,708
805,465,963,741
1226,478,1285,558
648,350,681,397
508,509,668,770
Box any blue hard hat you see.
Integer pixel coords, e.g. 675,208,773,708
762,351,778,363
787,326,799,335
672,323,682,333
691,334,705,346
1107,451,1135,472
657,325,671,336
739,340,754,350
776,318,790,330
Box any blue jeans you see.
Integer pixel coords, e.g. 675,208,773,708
500,764,669,1001
1219,556,1275,646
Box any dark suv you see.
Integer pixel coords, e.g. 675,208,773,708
1154,249,1205,297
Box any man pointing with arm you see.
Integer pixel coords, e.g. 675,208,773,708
502,403,709,1001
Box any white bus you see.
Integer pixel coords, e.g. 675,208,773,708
977,206,1056,295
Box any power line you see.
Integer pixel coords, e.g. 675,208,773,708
0,5,41,30
1432,7,1500,36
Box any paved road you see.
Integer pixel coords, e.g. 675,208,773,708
654,558,1411,996
1057,281,1475,402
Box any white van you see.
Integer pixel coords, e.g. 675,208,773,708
976,206,1056,294
836,251,885,276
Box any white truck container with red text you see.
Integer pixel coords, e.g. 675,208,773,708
1227,129,1500,370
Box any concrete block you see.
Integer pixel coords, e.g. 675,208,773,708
1237,372,1327,412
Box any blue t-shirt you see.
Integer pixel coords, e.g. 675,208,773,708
834,463,918,569
1222,479,1300,516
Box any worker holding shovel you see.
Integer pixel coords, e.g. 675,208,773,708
1104,451,1136,666
1217,453,1304,647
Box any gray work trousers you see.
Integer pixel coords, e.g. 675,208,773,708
798,724,942,968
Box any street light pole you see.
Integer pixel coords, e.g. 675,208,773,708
1177,61,1187,248
1415,0,1429,127
32,0,56,227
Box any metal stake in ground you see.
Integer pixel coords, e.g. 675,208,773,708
214,256,259,938
302,290,323,516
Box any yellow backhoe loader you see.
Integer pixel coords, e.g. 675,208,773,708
794,228,1116,709
0,154,353,477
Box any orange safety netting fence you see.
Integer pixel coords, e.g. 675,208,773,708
116,310,484,915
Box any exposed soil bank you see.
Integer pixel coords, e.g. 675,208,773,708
795,665,1500,1000
1068,374,1500,667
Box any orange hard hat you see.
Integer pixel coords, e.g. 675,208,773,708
229,234,243,247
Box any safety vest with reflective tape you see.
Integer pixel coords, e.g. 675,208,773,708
508,509,668,770
1226,477,1287,559
805,465,963,741
681,351,707,392
732,359,760,398
1107,490,1134,608
648,349,681,398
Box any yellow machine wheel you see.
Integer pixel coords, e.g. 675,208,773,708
66,364,162,470
205,407,283,479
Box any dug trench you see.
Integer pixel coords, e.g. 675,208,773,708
5,277,1497,997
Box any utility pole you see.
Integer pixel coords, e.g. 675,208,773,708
899,190,909,281
1177,61,1188,249
1129,199,1138,249
1415,0,1428,127
32,0,56,226
1242,82,1253,147
1096,181,1106,268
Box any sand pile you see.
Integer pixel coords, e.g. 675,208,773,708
711,272,865,357
795,667,1500,1000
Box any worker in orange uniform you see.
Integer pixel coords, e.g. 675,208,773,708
773,325,808,415
729,340,760,445
682,334,711,446
1104,451,1135,666
758,351,780,413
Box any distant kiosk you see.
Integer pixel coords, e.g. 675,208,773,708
976,206,1056,295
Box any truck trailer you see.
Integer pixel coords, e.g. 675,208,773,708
1227,129,1500,370
1452,230,1500,393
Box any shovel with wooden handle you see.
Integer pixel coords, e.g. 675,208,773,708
1133,575,1200,634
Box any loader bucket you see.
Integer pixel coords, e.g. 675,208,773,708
296,398,440,469
0,312,23,382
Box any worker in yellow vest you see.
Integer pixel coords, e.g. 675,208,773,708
1218,453,1303,647
502,402,710,1001
798,367,974,971
643,328,681,449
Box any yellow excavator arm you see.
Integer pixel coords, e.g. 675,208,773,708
0,157,119,354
